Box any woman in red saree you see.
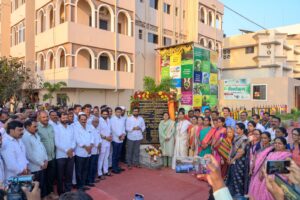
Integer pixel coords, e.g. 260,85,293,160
211,117,227,164
187,116,198,156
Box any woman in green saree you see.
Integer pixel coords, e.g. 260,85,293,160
198,116,212,157
159,112,175,167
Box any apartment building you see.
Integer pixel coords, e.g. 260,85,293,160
0,0,224,108
219,24,300,111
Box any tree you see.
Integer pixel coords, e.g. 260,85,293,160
0,57,40,111
143,76,175,93
42,81,68,105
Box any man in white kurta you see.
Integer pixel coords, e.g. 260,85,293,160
98,109,112,178
126,108,145,168
172,112,191,169
1,121,28,180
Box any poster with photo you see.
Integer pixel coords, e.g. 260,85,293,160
161,56,170,67
202,95,210,106
201,72,210,84
201,61,211,73
210,85,218,96
172,78,182,88
181,50,193,65
170,66,181,79
181,64,193,78
194,47,210,61
194,59,202,72
181,78,193,92
181,91,193,105
210,63,218,73
209,95,218,107
193,84,210,95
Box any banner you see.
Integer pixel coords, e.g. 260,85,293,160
170,53,182,66
161,66,170,80
223,79,251,100
181,91,193,105
209,73,218,85
193,95,202,107
170,66,181,79
181,64,193,78
181,78,192,92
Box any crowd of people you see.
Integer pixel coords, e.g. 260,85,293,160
0,104,299,200
0,104,145,200
158,107,300,200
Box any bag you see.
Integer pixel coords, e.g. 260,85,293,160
217,138,232,160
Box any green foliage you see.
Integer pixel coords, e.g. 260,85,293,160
143,76,175,93
0,57,40,110
277,108,300,121
43,81,68,105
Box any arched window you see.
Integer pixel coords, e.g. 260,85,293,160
56,47,66,68
56,0,65,25
37,9,45,33
117,10,132,36
199,37,206,47
216,14,221,29
76,0,95,27
208,40,214,50
47,4,55,29
97,51,113,70
208,11,214,27
18,23,25,43
199,7,206,24
46,51,55,69
117,54,131,72
37,53,45,71
76,47,95,69
98,4,114,31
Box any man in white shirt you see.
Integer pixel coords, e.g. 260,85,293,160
83,104,94,125
22,119,48,198
252,114,265,132
49,110,60,133
73,104,82,123
98,109,112,179
74,113,94,191
239,111,249,129
126,107,145,169
87,117,102,185
55,112,76,195
1,120,28,180
267,116,281,140
111,107,126,174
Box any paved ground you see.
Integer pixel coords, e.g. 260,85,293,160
87,166,210,200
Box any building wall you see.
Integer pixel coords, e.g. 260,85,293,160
219,77,300,111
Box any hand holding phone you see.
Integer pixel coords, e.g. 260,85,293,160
266,160,290,175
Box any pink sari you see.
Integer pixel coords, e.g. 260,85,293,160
248,147,292,200
211,127,226,164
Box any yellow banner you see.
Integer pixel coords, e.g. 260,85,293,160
193,95,202,107
210,73,218,85
170,53,182,66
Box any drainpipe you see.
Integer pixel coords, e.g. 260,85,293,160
114,0,118,92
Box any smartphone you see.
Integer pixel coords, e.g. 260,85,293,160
266,160,290,174
134,194,144,200
275,174,300,200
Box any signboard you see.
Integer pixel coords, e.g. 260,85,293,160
139,100,169,144
224,79,251,100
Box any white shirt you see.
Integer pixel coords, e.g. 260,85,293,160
1,134,28,180
126,116,146,141
22,130,48,173
87,115,94,125
91,126,102,155
111,116,126,143
256,123,265,132
213,187,233,200
99,117,112,146
49,120,60,134
267,127,276,140
74,123,94,157
239,120,249,129
74,114,79,123
55,124,76,159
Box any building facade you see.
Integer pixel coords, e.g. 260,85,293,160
0,0,223,108
219,24,300,111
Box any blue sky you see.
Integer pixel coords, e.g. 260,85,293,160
221,0,300,36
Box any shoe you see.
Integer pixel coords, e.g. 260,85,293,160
105,172,112,176
98,176,106,180
86,183,95,187
94,180,100,183
118,168,125,171
78,186,90,191
112,170,121,174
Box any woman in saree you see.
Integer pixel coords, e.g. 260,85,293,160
198,116,212,157
226,123,250,197
211,117,227,164
196,116,204,153
159,112,175,168
248,137,292,200
289,128,300,166
187,116,198,156
247,121,256,137
172,110,191,169
249,129,263,176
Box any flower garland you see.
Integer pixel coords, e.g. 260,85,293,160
145,146,162,162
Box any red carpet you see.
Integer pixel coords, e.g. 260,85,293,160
87,167,210,200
